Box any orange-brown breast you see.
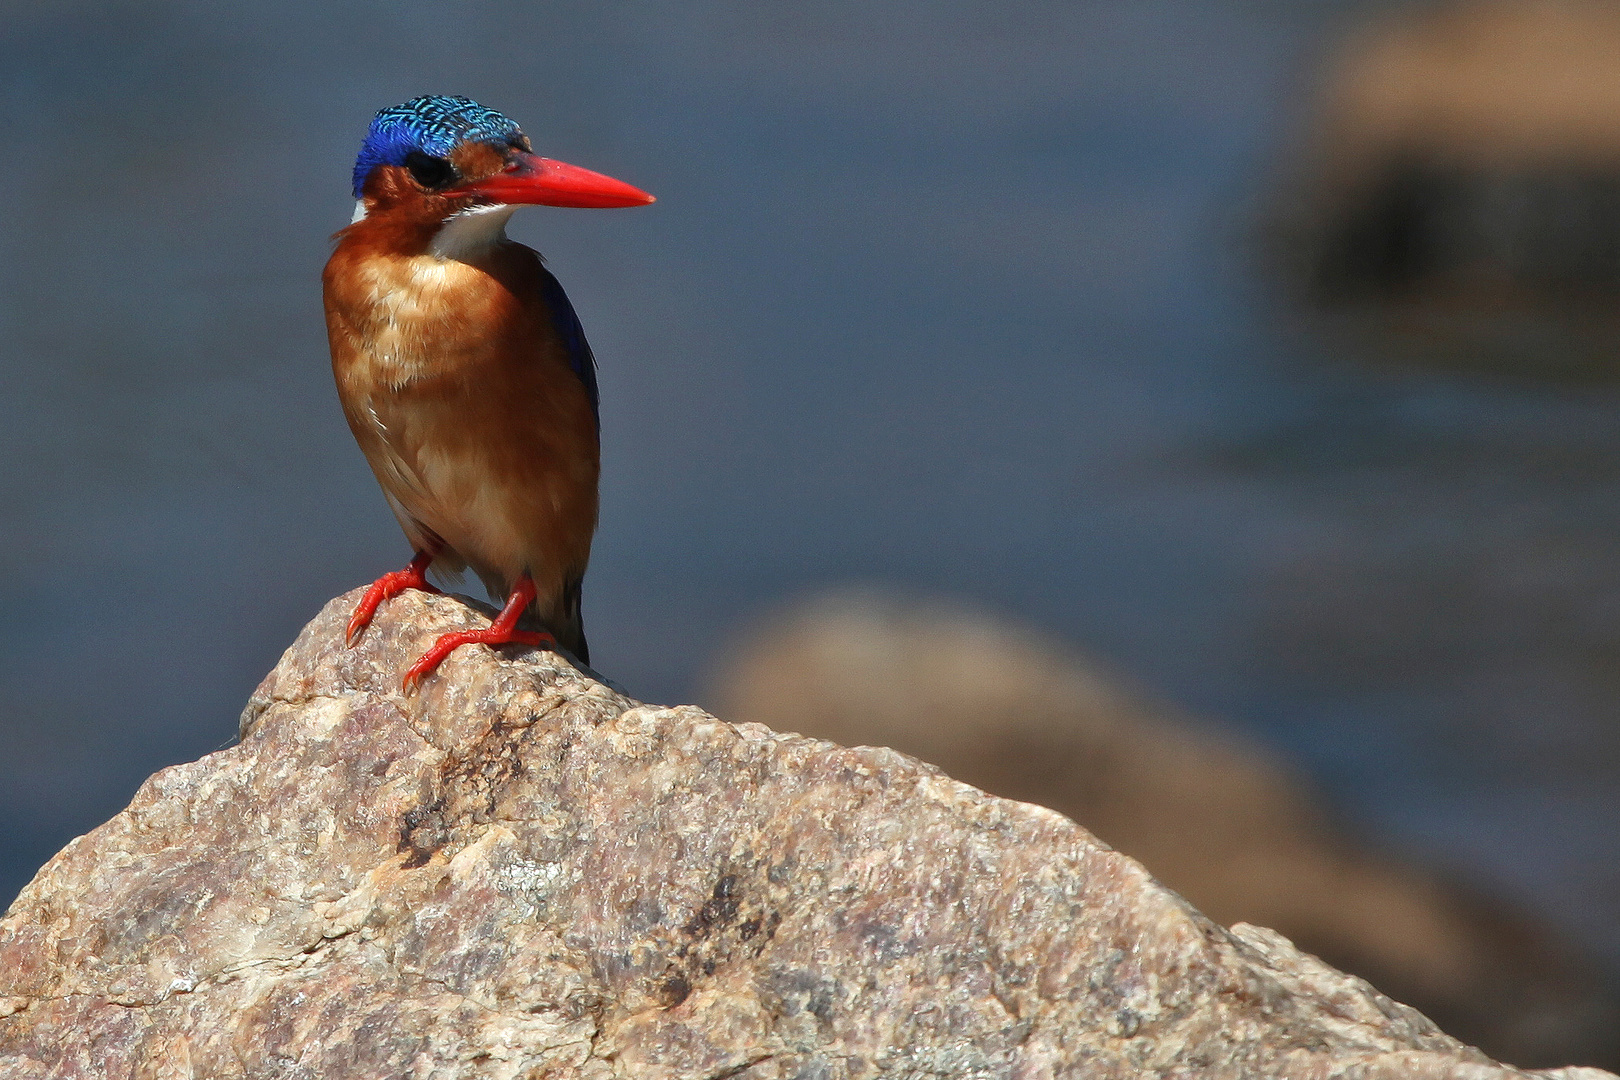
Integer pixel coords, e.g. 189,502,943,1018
323,217,600,623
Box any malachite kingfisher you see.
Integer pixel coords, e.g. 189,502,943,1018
325,95,653,690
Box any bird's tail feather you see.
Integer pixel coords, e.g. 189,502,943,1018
552,572,589,665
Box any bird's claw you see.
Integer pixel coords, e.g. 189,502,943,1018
402,627,554,692
347,554,441,645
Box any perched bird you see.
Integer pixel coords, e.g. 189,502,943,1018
325,95,653,689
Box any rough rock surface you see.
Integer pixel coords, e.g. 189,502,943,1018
0,591,1612,1079
708,591,1620,1069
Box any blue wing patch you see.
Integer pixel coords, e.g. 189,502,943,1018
538,269,601,434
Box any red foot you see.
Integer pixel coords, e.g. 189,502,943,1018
347,550,442,645
402,574,554,692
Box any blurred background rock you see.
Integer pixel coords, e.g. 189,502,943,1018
3,0,1619,1067
1268,0,1620,377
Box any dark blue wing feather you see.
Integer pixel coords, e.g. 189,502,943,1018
538,269,601,434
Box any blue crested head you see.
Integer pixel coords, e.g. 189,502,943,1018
352,95,523,198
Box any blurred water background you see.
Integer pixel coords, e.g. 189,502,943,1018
3,0,1618,1025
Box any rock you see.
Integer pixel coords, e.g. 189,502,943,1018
708,591,1620,1071
0,589,1610,1078
1263,0,1620,378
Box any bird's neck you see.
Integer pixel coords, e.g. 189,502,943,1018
428,204,518,262
338,201,519,264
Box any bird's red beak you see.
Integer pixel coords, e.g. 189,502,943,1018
450,152,655,208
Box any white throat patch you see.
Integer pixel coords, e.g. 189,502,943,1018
430,204,517,262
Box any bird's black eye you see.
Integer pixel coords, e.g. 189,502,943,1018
404,150,458,190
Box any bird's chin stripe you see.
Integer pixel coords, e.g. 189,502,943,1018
430,203,516,261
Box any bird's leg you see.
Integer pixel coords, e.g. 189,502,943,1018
402,573,555,692
347,548,443,645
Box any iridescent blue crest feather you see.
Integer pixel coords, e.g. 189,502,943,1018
352,95,522,198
